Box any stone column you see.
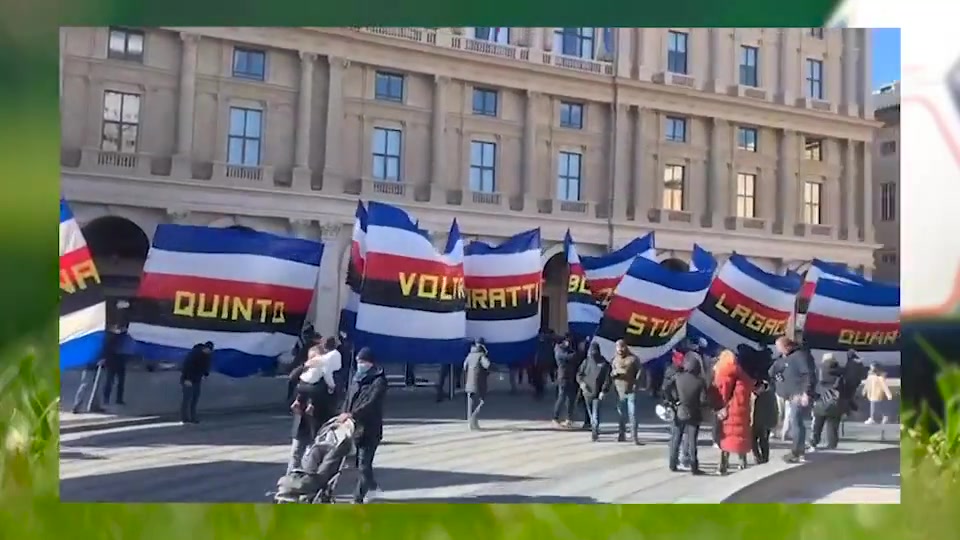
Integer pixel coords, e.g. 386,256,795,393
631,106,647,215
173,33,199,178
542,28,555,52
842,29,857,116
522,90,539,203
859,29,873,118
311,222,344,336
842,139,858,240
778,29,798,105
430,75,448,195
610,103,631,219
322,56,347,192
708,118,729,226
527,28,543,50
709,28,725,92
292,52,316,190
861,141,874,242
776,129,798,234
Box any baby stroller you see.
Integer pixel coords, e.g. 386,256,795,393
269,417,356,504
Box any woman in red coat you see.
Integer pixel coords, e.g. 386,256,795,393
712,349,756,475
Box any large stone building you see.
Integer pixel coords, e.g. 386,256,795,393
871,81,900,284
60,27,880,335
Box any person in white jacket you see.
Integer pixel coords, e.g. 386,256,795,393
292,337,341,420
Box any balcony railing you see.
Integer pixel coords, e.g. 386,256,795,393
352,27,615,77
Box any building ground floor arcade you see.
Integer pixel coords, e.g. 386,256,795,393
63,172,877,339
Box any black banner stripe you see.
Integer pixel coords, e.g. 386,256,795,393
466,302,539,322
597,316,681,350
697,292,789,345
360,278,466,314
128,298,305,335
60,285,106,317
568,291,595,305
346,264,362,289
802,329,900,353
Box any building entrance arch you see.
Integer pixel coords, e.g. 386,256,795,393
542,251,568,333
81,215,151,326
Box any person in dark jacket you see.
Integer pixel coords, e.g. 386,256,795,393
338,347,388,504
463,340,491,430
180,341,213,424
771,337,817,463
576,342,612,441
537,329,558,385
664,354,708,475
809,352,846,451
552,335,581,427
287,332,318,403
750,379,779,464
101,325,127,406
287,365,333,474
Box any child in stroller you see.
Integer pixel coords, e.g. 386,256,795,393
271,417,356,503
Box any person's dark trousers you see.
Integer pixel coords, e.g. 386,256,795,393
453,364,463,390
404,364,416,386
588,398,602,441
810,414,841,449
72,366,104,413
466,392,483,430
711,414,722,446
102,364,126,404
553,386,576,422
435,364,451,401
788,403,810,457
287,365,305,403
669,421,700,472
616,392,639,444
529,366,545,400
575,391,590,428
353,442,380,503
751,426,771,463
180,379,202,423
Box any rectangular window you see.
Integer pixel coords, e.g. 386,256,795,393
880,182,897,221
810,28,825,39
473,27,510,44
803,181,823,225
736,173,757,218
232,47,266,81
557,151,583,201
663,164,685,211
107,27,144,62
880,252,898,264
374,71,404,102
372,127,402,181
667,31,689,75
665,116,687,143
739,46,759,87
804,138,823,161
101,91,141,153
554,27,595,59
472,88,499,117
880,141,897,155
470,141,497,193
806,59,824,100
227,107,263,166
737,127,758,152
559,101,584,129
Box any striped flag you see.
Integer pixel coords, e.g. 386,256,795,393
338,201,367,340
800,258,871,301
564,230,601,338
59,199,106,370
580,232,656,306
803,278,900,367
355,202,467,363
464,228,542,365
688,254,802,352
593,246,716,362
128,224,323,378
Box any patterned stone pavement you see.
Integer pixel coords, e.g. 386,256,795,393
60,391,899,503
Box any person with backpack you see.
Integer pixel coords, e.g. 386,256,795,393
809,352,846,451
463,339,491,430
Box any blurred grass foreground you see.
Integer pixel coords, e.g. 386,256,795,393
0,326,958,539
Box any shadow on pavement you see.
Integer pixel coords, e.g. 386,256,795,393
383,494,600,504
60,460,533,503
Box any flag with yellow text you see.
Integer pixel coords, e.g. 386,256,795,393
59,199,106,370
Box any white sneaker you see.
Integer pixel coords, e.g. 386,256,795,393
365,488,383,502
880,417,890,425
864,418,875,425
806,445,818,454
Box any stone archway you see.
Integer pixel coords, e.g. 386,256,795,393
82,215,151,326
659,257,690,272
542,251,568,334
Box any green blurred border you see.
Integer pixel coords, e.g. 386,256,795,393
6,2,953,539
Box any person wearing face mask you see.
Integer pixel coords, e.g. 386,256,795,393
337,347,388,504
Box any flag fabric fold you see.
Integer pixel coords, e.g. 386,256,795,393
338,201,367,340
59,199,107,370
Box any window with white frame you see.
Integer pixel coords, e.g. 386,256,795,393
880,182,897,221
559,101,584,129
737,126,758,152
470,141,497,193
803,180,823,225
554,28,595,59
663,164,685,211
806,59,824,100
101,91,141,153
739,46,759,87
665,116,687,142
473,27,510,44
227,106,262,166
736,173,757,218
667,31,689,74
804,138,823,161
372,127,402,181
557,151,582,201
107,27,144,62
232,47,266,81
